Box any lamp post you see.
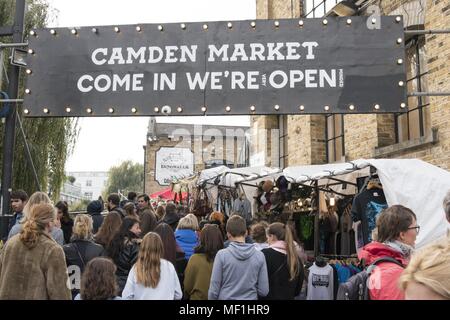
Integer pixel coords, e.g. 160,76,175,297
0,0,25,241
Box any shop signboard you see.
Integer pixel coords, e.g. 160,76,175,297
155,147,194,186
23,17,406,116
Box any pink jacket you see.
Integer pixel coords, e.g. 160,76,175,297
358,242,408,300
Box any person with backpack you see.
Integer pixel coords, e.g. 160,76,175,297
338,205,418,300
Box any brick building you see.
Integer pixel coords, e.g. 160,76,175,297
144,117,250,194
252,0,450,170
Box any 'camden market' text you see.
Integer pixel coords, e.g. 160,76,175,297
77,42,342,93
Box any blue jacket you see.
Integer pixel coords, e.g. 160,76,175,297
175,229,198,260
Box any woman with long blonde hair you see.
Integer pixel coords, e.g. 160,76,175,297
121,232,182,300
399,237,450,300
63,214,105,298
7,191,65,245
261,222,304,300
0,203,71,299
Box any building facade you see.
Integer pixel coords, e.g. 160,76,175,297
144,117,250,194
252,0,450,170
59,181,86,205
66,171,109,200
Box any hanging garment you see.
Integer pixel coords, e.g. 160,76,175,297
334,263,352,284
329,264,339,300
307,263,334,300
338,198,353,255
351,188,387,245
233,197,252,225
319,211,338,254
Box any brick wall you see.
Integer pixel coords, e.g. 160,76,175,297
145,135,246,194
252,0,450,170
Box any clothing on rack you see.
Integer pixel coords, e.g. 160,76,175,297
319,210,338,255
233,197,252,225
296,214,314,251
329,264,339,300
306,262,334,300
337,197,354,255
327,258,362,285
351,185,387,246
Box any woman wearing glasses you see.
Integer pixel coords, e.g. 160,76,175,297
359,205,419,300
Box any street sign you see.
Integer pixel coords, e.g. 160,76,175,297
23,17,406,117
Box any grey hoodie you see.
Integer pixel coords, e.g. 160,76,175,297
208,241,269,300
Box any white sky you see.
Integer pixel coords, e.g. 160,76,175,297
47,0,256,172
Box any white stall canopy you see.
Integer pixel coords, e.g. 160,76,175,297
235,159,450,248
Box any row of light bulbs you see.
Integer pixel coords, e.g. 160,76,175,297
22,102,407,115
28,16,403,37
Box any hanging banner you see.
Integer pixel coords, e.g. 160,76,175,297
155,147,194,186
23,17,406,116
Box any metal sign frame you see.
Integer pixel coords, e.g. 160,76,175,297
23,16,407,117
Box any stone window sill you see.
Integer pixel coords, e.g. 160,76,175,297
374,127,438,158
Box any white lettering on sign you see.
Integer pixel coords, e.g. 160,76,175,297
91,48,108,65
77,73,144,93
126,47,146,64
208,44,229,62
78,40,342,94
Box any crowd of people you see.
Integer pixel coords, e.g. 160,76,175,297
0,188,449,300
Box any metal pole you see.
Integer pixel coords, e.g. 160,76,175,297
314,179,320,258
0,42,28,48
1,0,25,220
407,92,450,97
0,99,24,103
404,29,450,35
15,109,41,191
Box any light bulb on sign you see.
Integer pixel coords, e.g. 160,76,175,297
329,197,335,206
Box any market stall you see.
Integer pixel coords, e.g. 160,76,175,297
235,159,450,257
193,166,281,219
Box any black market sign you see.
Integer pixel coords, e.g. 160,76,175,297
23,17,407,117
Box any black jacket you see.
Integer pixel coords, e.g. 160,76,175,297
61,219,74,244
89,212,104,234
261,248,304,300
63,239,105,298
111,238,140,294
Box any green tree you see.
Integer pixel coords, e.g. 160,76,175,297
103,160,144,198
67,176,76,184
0,0,79,201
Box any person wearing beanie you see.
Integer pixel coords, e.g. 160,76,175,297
87,200,104,234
